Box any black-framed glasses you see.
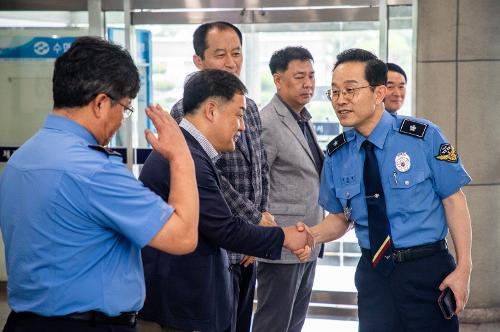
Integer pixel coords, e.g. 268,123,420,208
107,95,134,119
326,85,376,102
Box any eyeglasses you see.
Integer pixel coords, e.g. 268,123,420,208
326,85,377,102
107,95,134,119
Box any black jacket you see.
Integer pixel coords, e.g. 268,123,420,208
138,129,284,332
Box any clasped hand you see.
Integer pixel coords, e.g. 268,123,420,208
282,222,315,262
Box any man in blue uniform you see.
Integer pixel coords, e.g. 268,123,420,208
305,48,472,331
0,36,199,332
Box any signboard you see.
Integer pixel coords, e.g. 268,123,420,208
0,36,76,59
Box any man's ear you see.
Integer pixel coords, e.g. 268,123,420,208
202,99,218,122
273,73,282,91
374,85,387,105
92,93,108,118
193,55,204,70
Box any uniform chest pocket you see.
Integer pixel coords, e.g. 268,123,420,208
390,170,426,189
389,170,427,211
335,183,362,212
335,183,366,225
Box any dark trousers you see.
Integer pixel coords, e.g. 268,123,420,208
356,250,459,332
3,311,137,332
230,263,256,332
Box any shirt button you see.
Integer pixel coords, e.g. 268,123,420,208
404,180,410,186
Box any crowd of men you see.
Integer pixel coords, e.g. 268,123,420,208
0,20,472,332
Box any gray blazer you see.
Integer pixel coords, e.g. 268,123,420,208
260,94,324,263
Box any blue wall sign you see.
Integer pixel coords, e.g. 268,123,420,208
0,37,76,59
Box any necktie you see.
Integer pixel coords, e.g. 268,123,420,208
362,140,395,276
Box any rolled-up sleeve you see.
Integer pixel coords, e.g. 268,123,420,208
87,161,174,248
318,157,343,214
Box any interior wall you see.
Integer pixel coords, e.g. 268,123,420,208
415,0,500,326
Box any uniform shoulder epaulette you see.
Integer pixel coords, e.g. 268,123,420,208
88,144,123,157
326,133,347,156
399,118,428,139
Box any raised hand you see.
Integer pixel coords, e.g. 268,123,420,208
144,104,191,163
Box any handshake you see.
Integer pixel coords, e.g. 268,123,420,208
282,222,315,262
258,212,315,262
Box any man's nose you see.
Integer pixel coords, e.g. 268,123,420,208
225,54,236,69
239,118,246,132
303,77,314,88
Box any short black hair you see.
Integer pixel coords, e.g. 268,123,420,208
387,62,407,83
52,36,140,109
333,48,387,87
269,46,314,74
182,69,247,115
193,21,243,59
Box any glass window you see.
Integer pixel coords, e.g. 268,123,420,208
137,21,380,151
0,12,89,164
136,20,383,295
388,5,413,116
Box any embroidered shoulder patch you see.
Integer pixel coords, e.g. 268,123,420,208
435,143,458,163
327,133,347,156
399,119,428,138
88,144,123,157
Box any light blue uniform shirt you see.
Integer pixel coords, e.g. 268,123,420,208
319,112,471,249
0,114,173,316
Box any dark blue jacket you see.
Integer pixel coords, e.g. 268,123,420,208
138,129,284,332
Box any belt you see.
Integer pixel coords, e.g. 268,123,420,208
361,239,447,263
13,310,137,327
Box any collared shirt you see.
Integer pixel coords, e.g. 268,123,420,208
319,112,471,249
0,114,173,316
180,118,220,163
277,94,324,174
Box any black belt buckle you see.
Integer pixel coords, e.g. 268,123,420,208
392,248,410,263
125,312,137,327
107,311,137,327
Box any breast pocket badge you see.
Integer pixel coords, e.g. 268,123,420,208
395,152,411,172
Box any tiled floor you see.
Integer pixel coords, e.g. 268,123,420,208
303,318,358,331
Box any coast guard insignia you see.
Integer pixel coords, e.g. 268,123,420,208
435,143,458,163
395,152,411,172
327,133,347,156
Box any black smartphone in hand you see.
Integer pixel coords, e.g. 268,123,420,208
438,287,457,319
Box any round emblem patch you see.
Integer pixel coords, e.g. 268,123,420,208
395,152,411,172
